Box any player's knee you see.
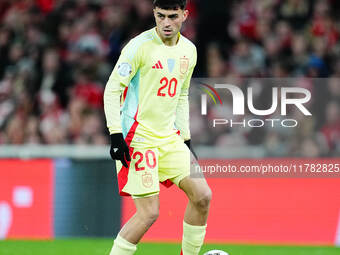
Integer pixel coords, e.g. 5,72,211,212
193,188,212,213
145,210,159,226
138,208,159,226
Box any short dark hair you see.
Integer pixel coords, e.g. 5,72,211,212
153,0,187,10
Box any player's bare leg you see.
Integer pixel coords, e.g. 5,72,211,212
120,195,160,243
180,153,212,225
179,159,212,255
180,175,211,225
109,195,159,255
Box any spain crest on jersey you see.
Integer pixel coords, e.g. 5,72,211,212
180,57,189,74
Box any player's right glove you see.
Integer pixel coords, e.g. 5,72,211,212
110,133,131,168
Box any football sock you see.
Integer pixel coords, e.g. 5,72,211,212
109,234,137,255
181,221,207,255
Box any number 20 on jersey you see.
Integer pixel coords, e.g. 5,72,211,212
157,77,178,97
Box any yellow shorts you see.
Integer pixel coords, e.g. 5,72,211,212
115,137,190,197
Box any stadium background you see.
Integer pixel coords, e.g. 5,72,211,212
0,0,340,254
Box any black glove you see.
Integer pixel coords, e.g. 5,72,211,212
184,139,198,160
110,133,131,167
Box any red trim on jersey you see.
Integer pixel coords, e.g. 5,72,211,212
180,249,183,255
118,108,139,196
123,87,128,101
118,147,135,196
158,60,163,69
160,179,174,188
125,108,139,146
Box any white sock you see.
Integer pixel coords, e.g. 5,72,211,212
109,234,137,255
182,221,207,255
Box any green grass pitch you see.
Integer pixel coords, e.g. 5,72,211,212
0,239,339,255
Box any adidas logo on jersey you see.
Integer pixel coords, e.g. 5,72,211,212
152,60,163,69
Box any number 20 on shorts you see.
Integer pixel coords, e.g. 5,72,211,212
132,150,157,171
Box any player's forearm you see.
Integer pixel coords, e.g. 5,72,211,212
175,95,190,140
104,79,122,134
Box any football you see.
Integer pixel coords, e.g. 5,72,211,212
203,250,230,255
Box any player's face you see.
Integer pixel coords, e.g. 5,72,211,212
153,7,188,43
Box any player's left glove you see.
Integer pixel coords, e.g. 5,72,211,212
110,133,131,168
184,139,198,160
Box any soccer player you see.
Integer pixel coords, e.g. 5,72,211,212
103,0,211,254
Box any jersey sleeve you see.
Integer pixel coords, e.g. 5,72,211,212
175,47,197,141
104,40,143,134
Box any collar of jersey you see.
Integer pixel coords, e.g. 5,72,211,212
152,27,181,48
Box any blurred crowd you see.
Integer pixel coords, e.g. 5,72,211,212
192,0,340,157
0,0,339,157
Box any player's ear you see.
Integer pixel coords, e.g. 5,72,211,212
182,9,189,22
